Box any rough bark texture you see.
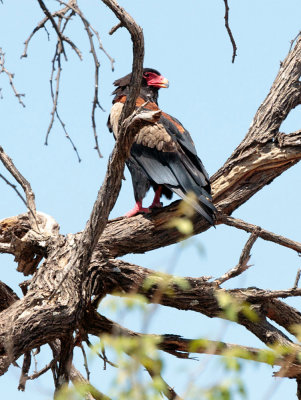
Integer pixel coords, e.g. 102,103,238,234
1,2,301,399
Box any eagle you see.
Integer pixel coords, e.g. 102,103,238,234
108,68,215,225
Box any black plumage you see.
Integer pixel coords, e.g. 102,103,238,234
108,68,216,225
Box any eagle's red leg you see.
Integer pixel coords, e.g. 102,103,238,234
125,201,150,217
150,186,163,209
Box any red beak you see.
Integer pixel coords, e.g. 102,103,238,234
147,75,169,88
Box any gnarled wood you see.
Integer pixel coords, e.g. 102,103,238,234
1,3,301,398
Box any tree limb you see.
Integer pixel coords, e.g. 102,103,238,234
98,130,301,257
77,0,145,259
0,47,25,107
215,229,259,285
220,214,301,254
89,258,300,350
0,146,38,230
84,311,300,374
222,0,237,63
1,3,301,395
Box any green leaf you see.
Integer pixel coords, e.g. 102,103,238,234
167,217,194,235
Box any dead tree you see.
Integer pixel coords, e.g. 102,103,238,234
1,0,301,399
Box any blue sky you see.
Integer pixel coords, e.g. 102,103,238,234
1,0,301,399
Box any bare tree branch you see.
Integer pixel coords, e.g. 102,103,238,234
45,11,82,162
18,352,31,391
21,3,74,59
97,127,301,258
57,0,116,158
22,0,114,158
297,377,301,400
54,335,74,394
222,0,237,63
36,0,83,61
0,48,25,106
293,269,301,289
85,311,299,373
70,365,112,400
89,258,300,349
76,0,145,256
220,214,301,255
79,343,90,381
141,356,183,400
0,146,38,229
215,229,259,285
27,359,56,381
0,173,28,211
109,22,123,35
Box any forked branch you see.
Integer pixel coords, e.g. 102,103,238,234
215,229,260,285
0,47,25,106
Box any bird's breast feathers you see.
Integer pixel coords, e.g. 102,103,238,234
110,97,178,152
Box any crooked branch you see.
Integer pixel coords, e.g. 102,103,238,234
76,0,145,260
45,10,82,162
0,146,38,229
222,0,237,63
220,214,301,255
58,0,116,158
85,311,299,373
215,229,259,285
89,257,300,351
0,48,25,107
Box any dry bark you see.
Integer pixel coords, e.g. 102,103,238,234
1,1,301,399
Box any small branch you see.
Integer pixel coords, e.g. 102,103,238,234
45,15,81,162
222,0,237,63
230,286,301,301
101,0,144,123
138,355,183,400
36,0,68,60
19,279,32,296
0,173,28,210
79,343,90,381
25,2,81,160
51,339,110,400
18,352,31,391
54,335,74,394
0,146,38,229
21,15,50,58
85,311,297,372
297,377,301,400
32,347,40,373
28,359,56,381
293,268,301,289
58,0,115,68
220,214,301,255
109,21,123,35
215,229,259,285
289,31,301,53
86,338,117,369
58,0,107,158
70,365,112,400
0,48,25,106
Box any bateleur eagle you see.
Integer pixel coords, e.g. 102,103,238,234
108,68,216,225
